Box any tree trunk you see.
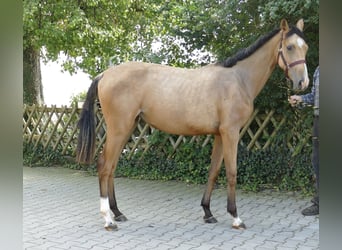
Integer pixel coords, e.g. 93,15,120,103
23,46,44,105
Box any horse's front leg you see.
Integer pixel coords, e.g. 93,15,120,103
201,135,224,223
221,128,246,229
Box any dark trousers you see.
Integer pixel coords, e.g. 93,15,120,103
312,115,319,204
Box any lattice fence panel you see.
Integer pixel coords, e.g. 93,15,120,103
239,109,287,150
23,105,312,159
94,106,107,156
23,104,81,155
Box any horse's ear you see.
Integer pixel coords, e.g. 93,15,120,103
296,19,304,31
280,19,289,32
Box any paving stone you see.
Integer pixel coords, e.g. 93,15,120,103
23,166,319,250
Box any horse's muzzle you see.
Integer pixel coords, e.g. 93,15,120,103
298,79,303,90
295,77,309,91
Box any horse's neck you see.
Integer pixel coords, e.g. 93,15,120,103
236,32,281,100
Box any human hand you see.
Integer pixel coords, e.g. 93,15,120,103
288,95,302,107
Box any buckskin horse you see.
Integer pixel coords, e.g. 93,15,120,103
77,19,309,230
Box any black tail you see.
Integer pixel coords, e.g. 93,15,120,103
76,74,103,164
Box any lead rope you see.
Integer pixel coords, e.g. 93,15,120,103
286,85,301,155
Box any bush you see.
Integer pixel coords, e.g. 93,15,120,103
23,141,66,167
116,131,212,183
236,139,313,194
23,141,91,171
116,129,315,195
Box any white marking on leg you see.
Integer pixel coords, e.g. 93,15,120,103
297,37,305,48
232,217,243,227
100,197,114,228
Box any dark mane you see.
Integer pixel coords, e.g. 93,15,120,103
217,26,306,68
218,28,280,68
286,25,305,40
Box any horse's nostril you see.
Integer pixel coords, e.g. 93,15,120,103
298,80,303,89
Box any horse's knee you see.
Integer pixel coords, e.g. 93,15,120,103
226,170,236,183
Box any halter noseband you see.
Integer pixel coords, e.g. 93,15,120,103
277,32,306,78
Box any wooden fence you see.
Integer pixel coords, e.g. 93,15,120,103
23,104,312,160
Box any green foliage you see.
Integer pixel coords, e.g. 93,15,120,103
24,0,318,74
23,141,67,167
69,91,87,105
116,136,212,184
115,127,315,194
24,0,145,76
23,141,95,172
236,137,313,194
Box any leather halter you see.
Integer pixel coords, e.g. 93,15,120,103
277,32,306,78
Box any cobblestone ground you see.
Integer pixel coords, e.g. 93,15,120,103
23,166,319,250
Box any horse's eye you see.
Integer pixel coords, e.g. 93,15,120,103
287,45,294,51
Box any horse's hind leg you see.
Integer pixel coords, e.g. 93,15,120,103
108,171,127,222
98,122,135,230
98,115,137,230
201,135,223,223
97,148,118,231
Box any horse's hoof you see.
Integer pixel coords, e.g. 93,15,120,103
115,214,128,222
204,216,218,223
232,222,246,230
104,223,118,231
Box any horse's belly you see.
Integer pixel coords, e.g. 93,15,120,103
140,110,219,136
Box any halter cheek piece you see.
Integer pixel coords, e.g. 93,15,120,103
277,32,306,78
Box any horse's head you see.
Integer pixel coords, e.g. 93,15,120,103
277,19,309,91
